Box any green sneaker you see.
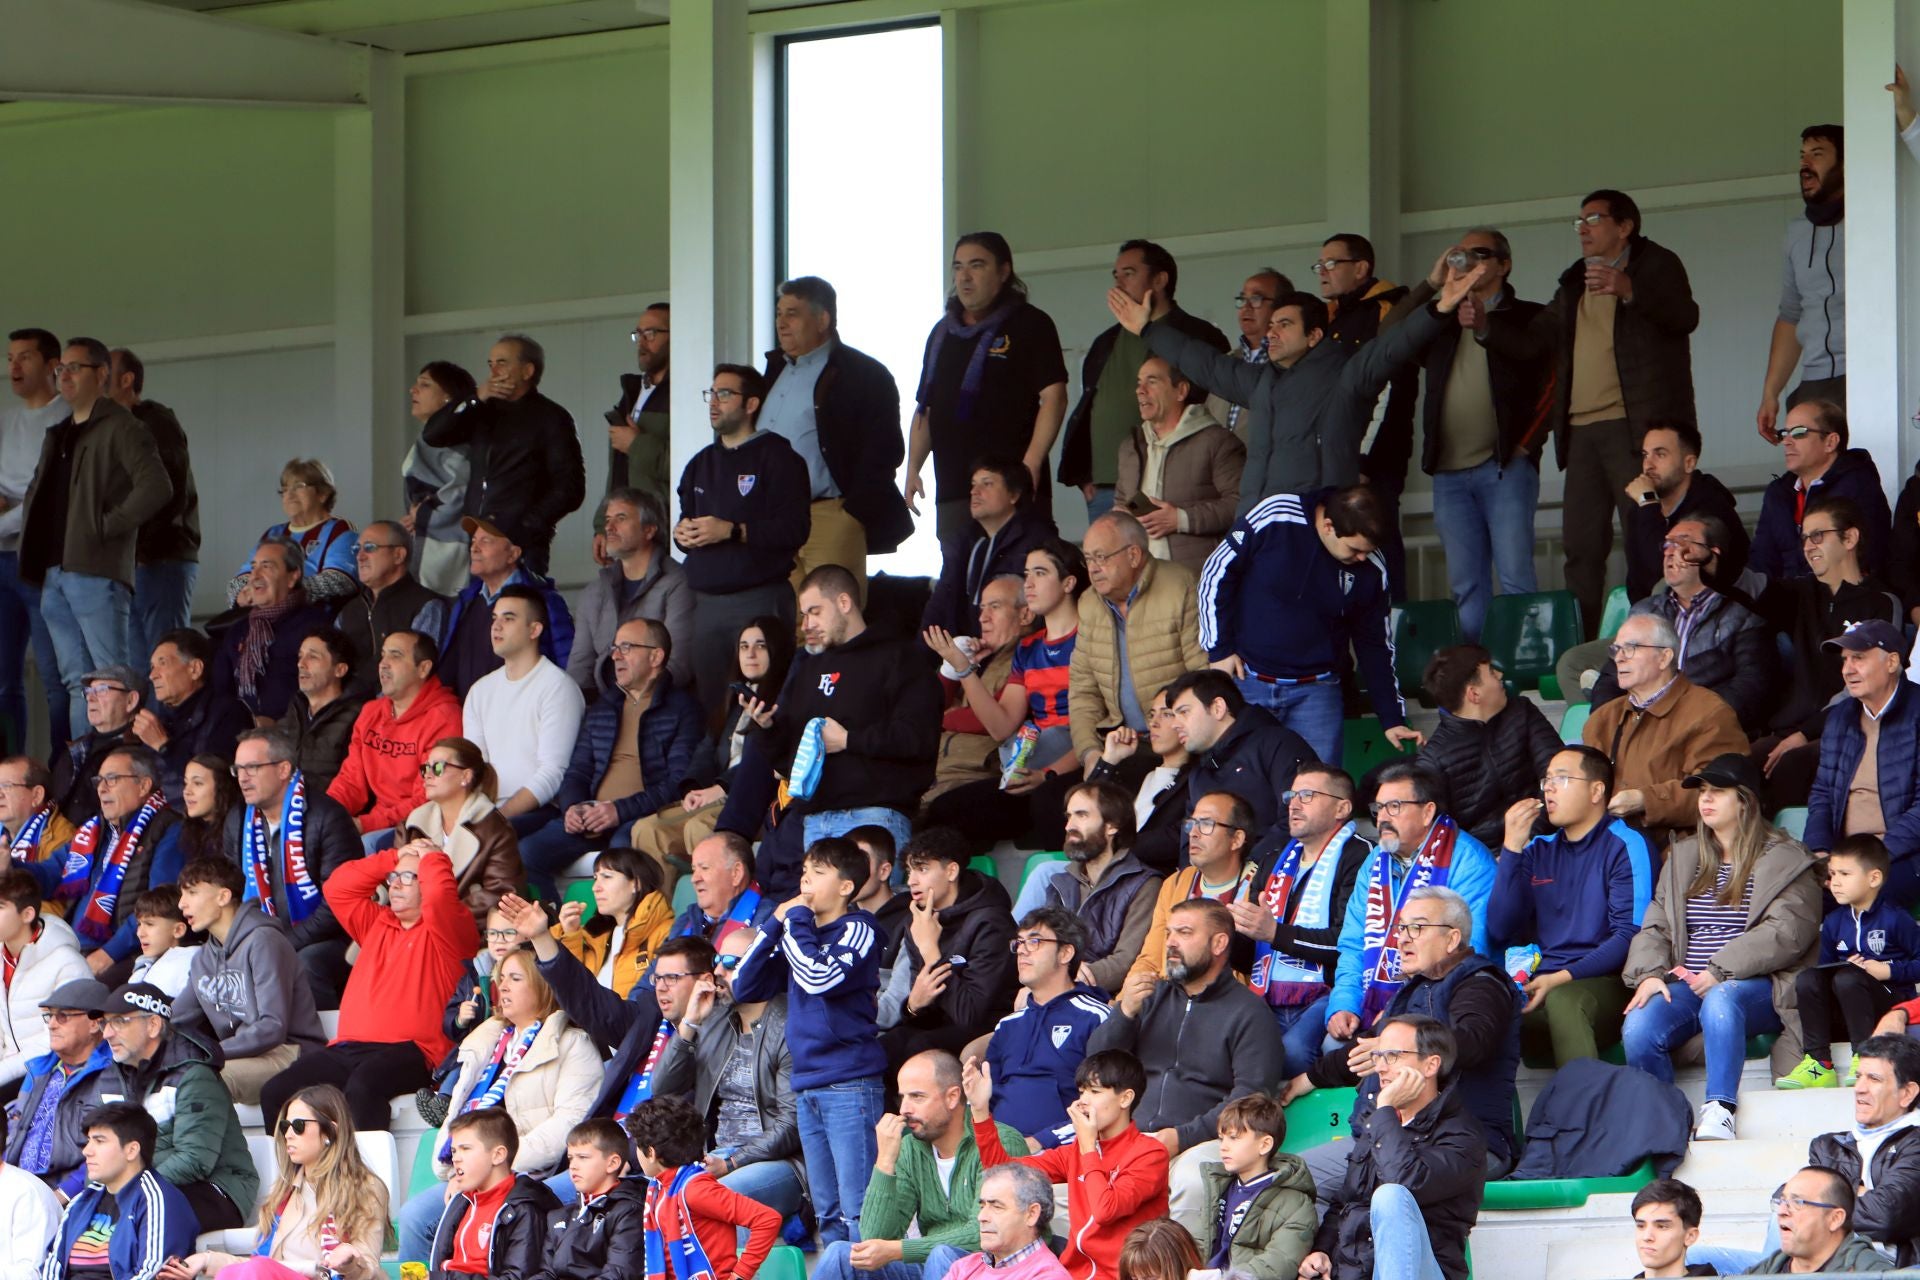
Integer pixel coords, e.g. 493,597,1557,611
1843,1065,1859,1087
1776,1056,1838,1090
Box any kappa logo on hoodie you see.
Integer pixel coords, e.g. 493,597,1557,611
196,967,252,1023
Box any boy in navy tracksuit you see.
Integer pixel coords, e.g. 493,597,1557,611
1780,835,1920,1089
984,905,1112,1149
1196,485,1406,764
49,1101,199,1280
1488,745,1655,1066
730,836,886,1246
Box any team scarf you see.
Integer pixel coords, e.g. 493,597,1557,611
7,804,55,861
235,585,308,703
254,1182,340,1261
1357,815,1460,1026
59,792,168,946
914,298,1020,424
683,886,762,950
615,1018,675,1120
1250,822,1359,1008
243,773,321,924
644,1165,720,1280
440,1019,543,1162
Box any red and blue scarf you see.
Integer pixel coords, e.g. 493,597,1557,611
645,1165,719,1280
8,804,55,862
440,1019,543,1162
1250,822,1357,1008
1357,815,1459,1026
616,1018,675,1121
243,773,320,924
59,793,167,947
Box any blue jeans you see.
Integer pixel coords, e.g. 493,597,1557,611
1273,994,1331,1079
720,1157,806,1226
130,559,197,670
1429,458,1540,642
803,807,912,853
0,551,65,753
1369,1183,1446,1280
398,1183,446,1263
39,567,131,732
1084,486,1117,524
1620,976,1781,1105
1013,861,1070,919
797,1077,885,1245
815,1242,967,1280
1237,674,1342,766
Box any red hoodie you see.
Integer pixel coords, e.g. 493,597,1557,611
326,678,464,833
325,845,477,1066
974,1116,1168,1280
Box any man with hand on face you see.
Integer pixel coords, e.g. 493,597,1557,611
1088,899,1284,1239
880,828,1017,1070
814,1050,1027,1280
1490,746,1656,1066
129,629,252,804
207,537,334,724
1205,269,1294,440
1418,645,1564,852
423,333,586,576
1624,423,1748,604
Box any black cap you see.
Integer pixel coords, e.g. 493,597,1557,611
1683,752,1763,794
101,982,174,1020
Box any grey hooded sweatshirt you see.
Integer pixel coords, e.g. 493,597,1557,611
170,901,327,1060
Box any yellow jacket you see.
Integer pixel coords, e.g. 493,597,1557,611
1068,557,1206,761
553,890,675,997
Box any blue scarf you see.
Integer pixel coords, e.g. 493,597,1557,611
1358,816,1460,1026
243,773,320,923
441,1019,542,1161
615,1019,674,1120
683,887,761,951
914,299,1020,424
645,1165,718,1280
1250,822,1357,1007
8,804,54,861
60,793,168,947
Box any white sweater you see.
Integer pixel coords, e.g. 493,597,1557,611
463,656,585,807
0,916,89,1086
0,1162,59,1280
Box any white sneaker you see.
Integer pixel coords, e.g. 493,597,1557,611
1695,1101,1737,1142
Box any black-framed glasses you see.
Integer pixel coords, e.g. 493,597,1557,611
232,760,282,777
609,641,660,657
1801,527,1841,546
385,871,419,888
53,361,102,375
82,684,129,699
653,970,696,985
1369,798,1420,819
701,388,741,404
91,773,136,790
1369,1048,1417,1064
1009,935,1062,954
1770,1193,1841,1213
485,928,518,943
630,327,670,343
1392,920,1446,938
40,1009,90,1024
1283,788,1332,805
1181,817,1242,838
1311,257,1357,273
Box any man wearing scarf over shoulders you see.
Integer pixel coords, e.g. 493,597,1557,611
220,724,361,1009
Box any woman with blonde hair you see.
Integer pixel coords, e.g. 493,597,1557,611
1620,753,1822,1143
1117,1217,1202,1280
161,1085,389,1279
393,945,601,1262
400,736,524,930
230,458,359,606
551,845,673,997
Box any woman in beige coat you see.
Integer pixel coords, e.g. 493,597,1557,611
400,736,524,931
1619,754,1822,1142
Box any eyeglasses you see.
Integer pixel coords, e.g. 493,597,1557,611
82,684,129,699
1082,547,1133,568
1392,920,1446,938
609,641,660,657
103,1013,151,1030
630,327,670,343
91,772,136,790
1232,294,1276,309
231,760,283,776
701,388,741,404
1660,538,1708,555
1606,641,1669,658
1369,1048,1417,1064
1311,257,1357,273
419,760,461,778
1780,425,1834,442
384,871,419,887
276,482,313,496
1009,935,1062,954
485,929,519,942
278,1117,331,1138
1283,788,1333,805
1368,798,1421,819
1182,817,1242,838
1452,246,1501,262
1571,213,1612,228
653,970,696,985
1801,527,1841,546
40,1009,90,1024
1770,1193,1842,1213
714,954,743,972
354,541,405,555
1539,773,1584,792
53,362,102,375
0,781,30,793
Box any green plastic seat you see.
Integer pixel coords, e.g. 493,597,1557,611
1392,600,1463,700
672,874,697,915
1775,806,1809,840
1597,585,1632,641
1281,1086,1355,1154
759,1246,808,1280
408,1129,439,1197
1482,1158,1655,1210
1019,852,1066,893
1342,718,1410,781
1482,591,1584,691
562,879,597,913
1559,703,1591,744
1749,1031,1778,1059
968,855,999,882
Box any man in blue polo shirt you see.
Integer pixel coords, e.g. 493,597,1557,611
982,907,1109,1149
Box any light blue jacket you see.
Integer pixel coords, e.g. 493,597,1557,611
1327,825,1497,1021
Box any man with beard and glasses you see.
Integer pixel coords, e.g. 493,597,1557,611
1757,125,1846,444
1042,781,1163,994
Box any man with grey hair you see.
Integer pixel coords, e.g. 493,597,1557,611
423,331,586,575
1581,611,1746,844
568,485,692,696
762,275,912,600
942,1163,1070,1280
209,536,334,723
1385,231,1552,641
1285,884,1522,1196
334,518,447,690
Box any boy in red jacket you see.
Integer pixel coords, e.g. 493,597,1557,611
630,1095,782,1280
966,1049,1170,1280
256,842,478,1130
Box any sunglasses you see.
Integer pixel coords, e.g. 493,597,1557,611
419,760,461,778
714,954,743,972
278,1116,331,1138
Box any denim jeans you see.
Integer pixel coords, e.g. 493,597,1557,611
397,1183,446,1263
1084,486,1117,524
1012,860,1070,919
1369,1183,1447,1280
131,559,198,669
804,807,913,854
0,551,66,753
39,566,131,731
1620,976,1781,1105
1429,458,1539,641
1273,994,1331,1079
720,1157,806,1226
1236,674,1342,765
815,1242,967,1280
797,1076,885,1245
1687,1214,1776,1277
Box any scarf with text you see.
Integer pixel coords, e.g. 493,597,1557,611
243,773,320,924
914,299,1020,424
1357,815,1460,1026
645,1165,719,1280
615,1018,675,1120
1250,821,1358,1007
60,792,168,946
8,804,55,862
440,1019,543,1161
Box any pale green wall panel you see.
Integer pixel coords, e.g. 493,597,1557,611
1402,0,1842,211
406,50,671,315
0,107,333,340
962,0,1327,247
